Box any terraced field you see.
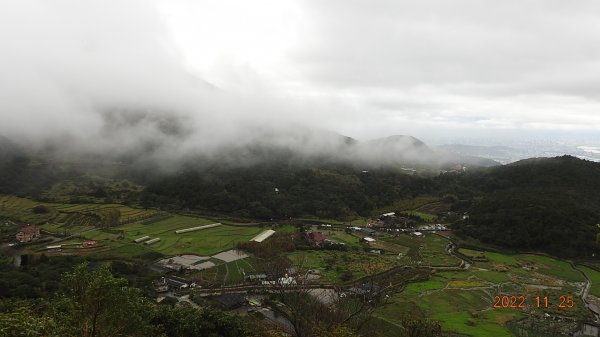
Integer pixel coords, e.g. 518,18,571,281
285,249,402,283
0,195,57,224
374,249,592,337
3,194,597,336
381,233,460,266
0,195,164,231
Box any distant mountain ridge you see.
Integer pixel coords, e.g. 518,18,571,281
0,126,498,171
196,131,499,170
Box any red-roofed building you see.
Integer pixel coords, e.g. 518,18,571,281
306,231,326,248
368,220,385,228
83,240,97,247
16,225,40,243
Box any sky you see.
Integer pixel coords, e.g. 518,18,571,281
1,0,599,155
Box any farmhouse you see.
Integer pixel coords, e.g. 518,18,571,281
360,228,376,236
306,231,326,248
362,237,376,243
15,225,40,243
153,277,169,292
83,240,97,247
367,220,385,228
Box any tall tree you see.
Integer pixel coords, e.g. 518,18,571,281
54,263,153,337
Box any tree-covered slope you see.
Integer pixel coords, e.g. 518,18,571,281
454,156,600,257
140,164,435,219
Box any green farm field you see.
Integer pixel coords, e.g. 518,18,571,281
3,195,597,337
380,233,459,266
0,195,161,228
0,195,58,224
317,229,363,249
402,210,438,222
374,249,591,337
286,250,401,283
578,266,600,297
114,215,265,256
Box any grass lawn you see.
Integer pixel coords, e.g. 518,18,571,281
295,217,368,226
91,243,159,260
41,222,66,233
376,281,519,337
478,252,585,283
116,215,214,236
381,234,421,262
82,229,121,241
483,252,518,265
518,255,585,282
403,211,438,222
321,230,363,249
116,216,264,256
459,248,487,259
37,214,271,258
420,235,459,266
472,270,511,283
578,266,600,297
369,240,410,255
433,310,517,337
402,279,446,296
224,259,255,284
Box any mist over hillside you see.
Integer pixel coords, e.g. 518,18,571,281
0,124,498,175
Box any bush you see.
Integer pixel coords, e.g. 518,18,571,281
31,205,50,214
339,271,353,282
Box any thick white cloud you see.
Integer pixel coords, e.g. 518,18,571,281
0,0,599,155
283,0,600,138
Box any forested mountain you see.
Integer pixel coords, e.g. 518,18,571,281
140,155,600,257
140,164,436,219
2,130,600,257
451,156,600,257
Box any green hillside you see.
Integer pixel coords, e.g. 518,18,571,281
452,156,600,257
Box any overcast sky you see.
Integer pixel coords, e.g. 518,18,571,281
1,0,599,151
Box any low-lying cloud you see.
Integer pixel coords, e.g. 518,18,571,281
1,0,599,164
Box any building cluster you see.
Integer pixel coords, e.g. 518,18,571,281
368,212,412,228
15,225,41,243
304,230,346,250
153,276,197,293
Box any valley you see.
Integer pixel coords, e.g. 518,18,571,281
2,192,599,337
